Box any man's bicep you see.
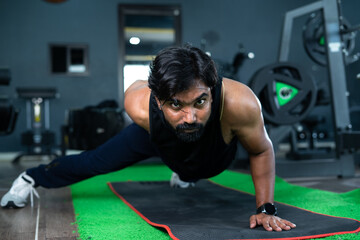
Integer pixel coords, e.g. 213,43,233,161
233,102,271,155
226,81,272,154
236,122,271,156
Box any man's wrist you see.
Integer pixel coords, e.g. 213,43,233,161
256,203,277,216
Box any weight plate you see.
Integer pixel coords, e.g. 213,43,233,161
303,11,357,66
250,62,317,125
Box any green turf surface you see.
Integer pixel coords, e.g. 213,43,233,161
70,164,360,240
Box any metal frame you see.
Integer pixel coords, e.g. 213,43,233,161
274,0,355,178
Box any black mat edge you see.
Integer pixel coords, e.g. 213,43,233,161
108,182,180,240
107,181,360,240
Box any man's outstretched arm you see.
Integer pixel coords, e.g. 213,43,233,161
245,131,295,231
223,79,296,231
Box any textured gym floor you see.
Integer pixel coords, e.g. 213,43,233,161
0,155,359,240
0,158,78,240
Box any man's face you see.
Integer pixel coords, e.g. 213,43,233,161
156,80,213,143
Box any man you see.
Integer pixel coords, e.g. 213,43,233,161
1,46,296,232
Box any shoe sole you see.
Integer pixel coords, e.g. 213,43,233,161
1,201,24,209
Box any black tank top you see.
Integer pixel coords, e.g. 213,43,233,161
149,78,238,181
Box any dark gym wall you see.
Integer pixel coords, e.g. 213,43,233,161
0,0,358,151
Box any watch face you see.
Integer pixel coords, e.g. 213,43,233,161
257,203,278,215
264,203,276,215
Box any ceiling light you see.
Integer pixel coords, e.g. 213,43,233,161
248,52,255,59
129,37,140,45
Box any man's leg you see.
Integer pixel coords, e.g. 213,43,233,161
29,123,158,188
1,123,158,207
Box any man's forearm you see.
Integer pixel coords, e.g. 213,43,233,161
249,148,275,208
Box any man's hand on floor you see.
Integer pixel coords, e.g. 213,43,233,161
250,213,296,231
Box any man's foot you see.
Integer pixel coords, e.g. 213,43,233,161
1,172,39,208
170,172,195,188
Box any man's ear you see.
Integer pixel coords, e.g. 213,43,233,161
155,96,162,110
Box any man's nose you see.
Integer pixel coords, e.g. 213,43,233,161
182,107,196,123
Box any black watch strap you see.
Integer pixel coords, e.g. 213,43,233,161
256,203,278,216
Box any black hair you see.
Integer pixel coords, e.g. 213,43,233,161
148,45,218,101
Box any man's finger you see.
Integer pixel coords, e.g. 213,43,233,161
276,219,291,231
269,218,282,232
263,219,273,231
281,219,297,229
249,215,257,228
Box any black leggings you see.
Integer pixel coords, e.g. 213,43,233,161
27,123,160,188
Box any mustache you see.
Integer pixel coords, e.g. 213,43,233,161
176,122,203,131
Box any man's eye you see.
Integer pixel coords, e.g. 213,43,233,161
196,99,206,105
171,102,180,108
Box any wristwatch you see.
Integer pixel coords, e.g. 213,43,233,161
256,203,277,216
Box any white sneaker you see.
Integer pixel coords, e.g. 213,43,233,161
1,172,39,208
170,172,195,188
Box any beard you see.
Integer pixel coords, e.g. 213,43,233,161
175,122,205,143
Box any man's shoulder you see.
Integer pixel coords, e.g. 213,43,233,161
222,78,262,127
124,80,151,131
223,78,259,111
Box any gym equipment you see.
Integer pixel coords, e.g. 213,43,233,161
287,116,334,160
109,180,360,240
255,0,360,177
251,63,317,125
221,43,255,79
206,43,254,80
13,87,59,163
0,102,18,135
61,100,127,155
0,68,18,136
303,11,359,66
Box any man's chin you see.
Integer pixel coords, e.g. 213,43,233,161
176,130,203,143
